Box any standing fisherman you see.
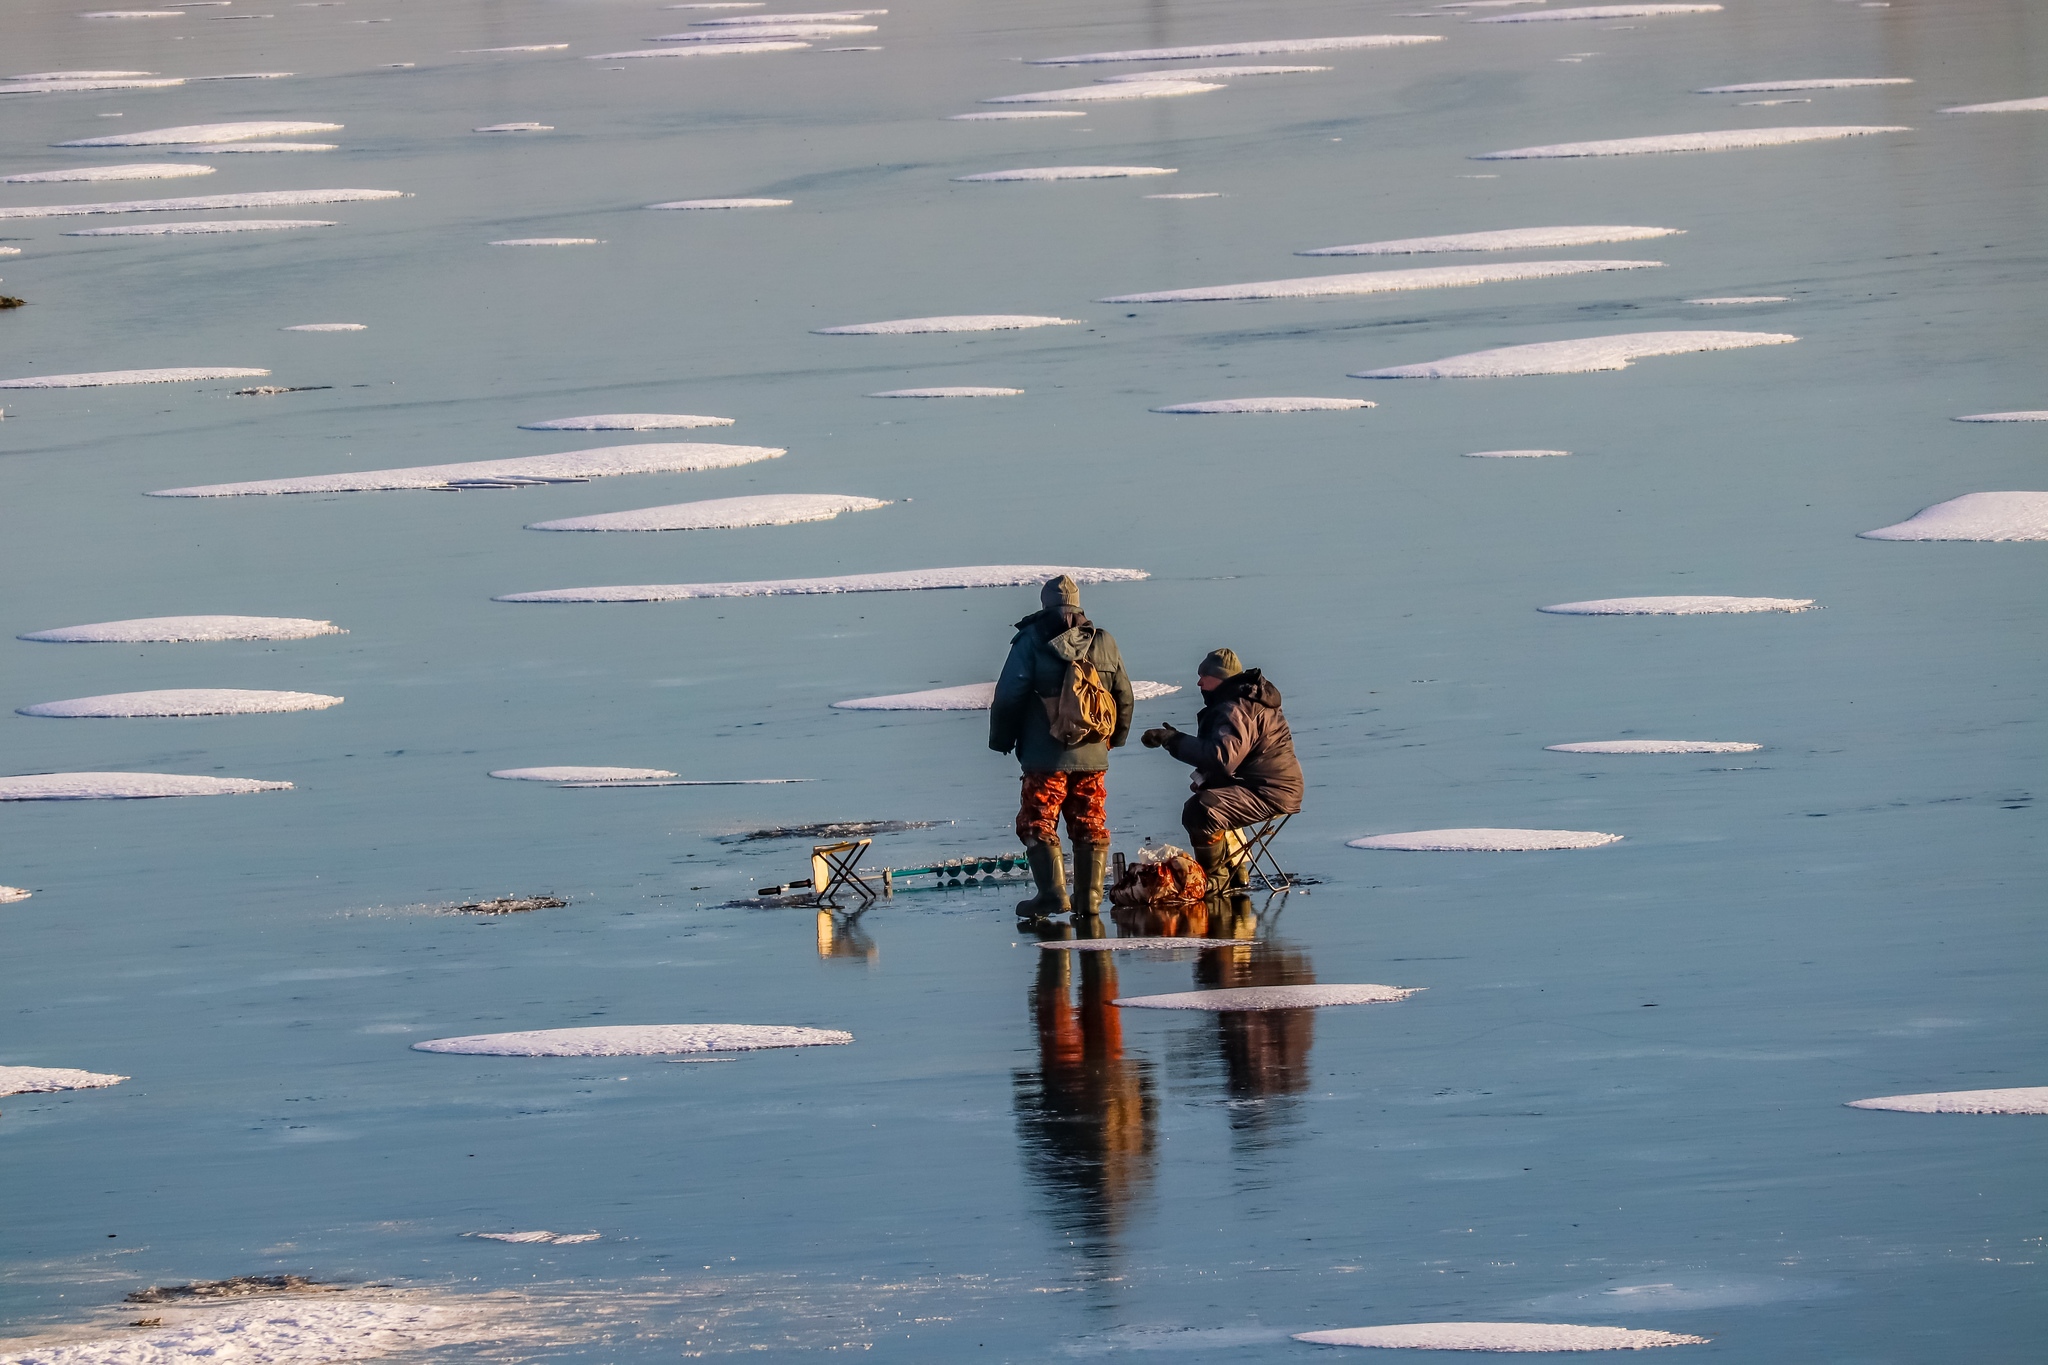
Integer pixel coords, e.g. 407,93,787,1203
991,576,1136,919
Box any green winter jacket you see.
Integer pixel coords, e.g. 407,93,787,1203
989,609,1136,772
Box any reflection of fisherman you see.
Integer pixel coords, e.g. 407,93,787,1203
990,576,1136,919
1141,648,1304,890
1197,939,1317,1124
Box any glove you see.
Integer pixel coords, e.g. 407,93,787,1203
1141,726,1177,749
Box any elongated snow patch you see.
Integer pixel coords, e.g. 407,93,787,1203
1467,449,1567,457
1102,259,1661,303
498,564,1148,604
475,123,551,133
1940,97,2048,113
8,71,160,80
955,166,1175,182
1293,1323,1709,1351
833,680,1178,710
1118,984,1421,1010
651,23,874,38
0,1066,129,1096
1476,126,1909,159
20,689,343,718
0,189,401,221
10,1302,498,1365
0,772,292,799
1298,225,1682,256
691,10,889,22
1471,4,1723,22
1846,1087,2048,1115
20,615,343,643
1040,937,1241,951
647,198,791,209
1152,397,1374,414
521,414,733,430
489,238,602,246
57,121,343,147
1,886,29,903
586,43,812,59
1696,78,1911,93
167,143,337,153
0,163,212,184
528,493,890,532
983,82,1223,104
1858,491,2048,541
1096,65,1329,82
415,1024,852,1056
1032,35,1442,64
1954,410,2048,422
1540,595,1815,614
149,443,783,497
1547,740,1760,754
65,219,335,236
814,315,1082,335
1350,828,1622,851
491,766,677,782
1,367,268,388
471,1230,599,1243
1687,296,1786,304
948,111,1087,121
1352,331,1797,378
0,78,185,92
867,387,1022,397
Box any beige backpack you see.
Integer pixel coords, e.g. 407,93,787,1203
1042,656,1117,747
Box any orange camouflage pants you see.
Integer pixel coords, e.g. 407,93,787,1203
1017,769,1110,846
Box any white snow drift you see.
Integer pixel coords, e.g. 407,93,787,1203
1940,96,2048,113
586,43,812,59
8,1301,497,1365
168,143,337,153
814,315,1081,335
1471,4,1724,22
1466,449,1568,457
1546,740,1761,754
19,689,344,718
649,23,876,38
496,565,1148,604
947,111,1086,121
1041,938,1243,951
1349,829,1623,851
0,163,213,183
1100,259,1661,303
1351,331,1797,378
1032,36,1442,64
833,680,1178,710
1953,411,2048,422
1152,397,1375,414
64,219,336,236
472,1231,600,1244
0,1066,129,1096
520,414,733,430
1,367,269,388
1847,1087,2048,1114
647,198,791,209
1696,78,1911,93
1474,126,1909,159
0,772,292,800
474,123,552,133
1117,984,1422,1010
1687,296,1787,304
955,166,1175,182
1540,596,1816,614
283,323,366,331
57,121,344,147
527,493,890,532
982,82,1224,104
866,387,1022,397
1298,225,1683,256
8,71,161,80
1293,1323,1709,1351
20,615,344,643
488,238,602,246
414,1024,852,1056
149,443,783,497
1857,491,2048,541
490,767,678,782
0,887,29,903
0,78,185,92
1096,65,1329,82
0,189,401,221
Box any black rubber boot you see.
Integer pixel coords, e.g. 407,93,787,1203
1193,838,1231,896
1072,842,1109,918
1016,837,1069,918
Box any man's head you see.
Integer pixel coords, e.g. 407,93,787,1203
1198,647,1241,691
1040,575,1081,613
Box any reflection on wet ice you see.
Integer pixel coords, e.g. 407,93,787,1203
814,909,878,964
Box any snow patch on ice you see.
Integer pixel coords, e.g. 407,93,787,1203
833,680,1177,710
1940,96,2048,113
63,219,335,235
459,45,570,53
0,772,292,800
1351,828,1622,851
1465,449,1568,457
0,1066,129,1096
947,111,1087,121
527,493,890,532
1696,77,1909,92
57,121,343,147
647,198,791,209
8,71,160,80
1117,984,1422,1010
1298,225,1682,255
5,1300,495,1365
814,315,1082,334
1686,295,1787,303
1546,740,1760,753
19,689,344,718
414,1024,852,1056
651,24,875,38
79,10,188,18
1104,259,1661,303
167,143,336,153
1147,192,1221,199
866,387,1022,397
0,886,29,903
690,10,888,22
0,189,402,220
474,122,552,132
1096,65,1329,84
0,78,184,93
470,1231,599,1244
488,238,602,246
1472,4,1721,21
521,414,733,430
497,565,1149,604
1,367,268,388
0,163,212,183
1032,36,1442,64
1539,595,1816,614
586,43,812,59
20,615,343,643
1953,410,2048,422
1857,491,2048,541
1351,331,1798,378
1847,1087,2048,1114
490,767,679,782
983,82,1222,104
1151,396,1374,414
282,323,365,331
1475,126,1909,158
149,442,782,497
1293,1323,1709,1351
954,165,1175,181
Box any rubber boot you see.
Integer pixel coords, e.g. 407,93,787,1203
1016,837,1069,919
1072,842,1109,919
1192,838,1231,897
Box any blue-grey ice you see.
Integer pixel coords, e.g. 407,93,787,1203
1686,295,1788,304
1297,225,1682,256
947,111,1086,121
0,771,292,799
488,237,603,246
865,387,1023,397
1474,126,1909,159
647,198,792,209
413,1024,853,1056
19,615,344,642
1293,1323,1709,1350
489,767,679,782
525,493,891,532
1115,984,1422,1009
1540,595,1817,614
1856,491,2048,541
495,564,1147,603
1350,828,1623,851
18,689,345,718
147,443,782,496
1350,331,1797,378
1465,448,1568,457
1102,259,1661,303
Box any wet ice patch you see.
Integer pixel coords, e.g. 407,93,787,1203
1349,829,1622,851
1857,491,2048,541
1293,1323,1708,1350
498,565,1146,604
1686,295,1787,303
1100,259,1662,303
1298,225,1682,256
19,689,344,718
0,189,402,221
814,315,1082,334
490,767,679,782
1031,36,1443,64
1465,449,1567,457
1532,1275,1842,1314
0,163,212,183
1954,410,2048,422
0,772,292,799
947,111,1087,121
983,82,1223,104
1547,740,1761,754
1096,65,1329,83
521,414,733,430
1151,397,1375,413
20,615,344,642
832,680,1177,709
1539,595,1816,614
57,121,344,147
63,219,336,235
1474,126,1909,158
527,493,891,532
1696,77,1910,92
1115,984,1422,1009
1040,937,1241,951
488,238,602,246
413,1024,852,1056
148,442,782,497
1,367,268,388
470,1231,600,1244
954,166,1175,181
1847,1087,2048,1114
0,1066,129,1096
1350,331,1798,378
647,198,791,209
866,387,1022,397
1940,96,2048,113
474,122,552,133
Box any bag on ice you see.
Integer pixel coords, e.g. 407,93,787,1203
1042,656,1118,748
1108,844,1208,907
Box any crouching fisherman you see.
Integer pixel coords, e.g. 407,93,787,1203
1142,648,1303,890
991,576,1136,919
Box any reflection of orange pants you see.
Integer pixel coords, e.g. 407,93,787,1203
1017,769,1109,846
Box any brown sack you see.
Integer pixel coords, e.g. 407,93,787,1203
1108,848,1208,907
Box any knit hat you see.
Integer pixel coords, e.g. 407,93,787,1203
1040,575,1081,612
1199,647,1241,679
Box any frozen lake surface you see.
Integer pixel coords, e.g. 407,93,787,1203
0,0,2039,1362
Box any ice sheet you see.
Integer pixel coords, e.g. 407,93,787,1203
413,1025,853,1055
63,219,336,235
1151,397,1376,413
18,689,345,718
953,166,1176,181
1030,36,1443,64
489,767,680,782
1472,4,1723,21
1349,828,1623,850
1298,225,1682,255
832,680,1178,709
57,121,343,147
7,71,160,80
1293,1323,1710,1350
1856,491,2048,541
1474,126,1910,158
1465,448,1568,456
1100,259,1662,303
981,82,1224,104
1953,410,2048,422
148,443,783,496
1545,740,1761,753
1350,331,1798,378
1846,1087,2048,1114
1539,595,1817,614
1939,97,2048,113
0,1067,129,1096
519,414,734,429
496,565,1149,603
813,315,1082,334
0,189,402,220
1695,78,1911,92
526,493,891,532
647,198,792,208
1,367,269,388
1114,984,1422,1009
20,615,344,642
1096,65,1329,82
0,772,293,799
865,387,1022,397
0,163,212,182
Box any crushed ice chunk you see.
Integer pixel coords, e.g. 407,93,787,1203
0,886,29,902
1351,331,1798,378
18,689,344,718
0,189,401,220
954,165,1175,181
1349,828,1623,851
1846,1087,2048,1114
64,219,335,235
1540,595,1816,614
982,81,1224,103
20,615,344,643
57,121,343,147
0,772,291,799
646,198,791,208
1,367,268,388
1857,491,2048,541
814,314,1081,334
1116,984,1423,1010
520,414,733,430
1471,4,1723,21
1294,1323,1710,1350
414,1024,853,1056
1297,224,1682,255
0,163,213,183
12,1301,496,1365
0,1066,129,1096
1031,36,1442,64
1545,740,1761,753
1104,259,1661,303
833,680,1178,710
1151,397,1375,413
1475,126,1909,158
527,493,891,532
1695,77,1910,92
496,564,1148,604
149,442,782,497
865,387,1022,397
490,767,679,782
1465,448,1568,457
1939,96,2048,113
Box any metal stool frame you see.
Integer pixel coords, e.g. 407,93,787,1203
1222,814,1293,893
810,838,882,909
